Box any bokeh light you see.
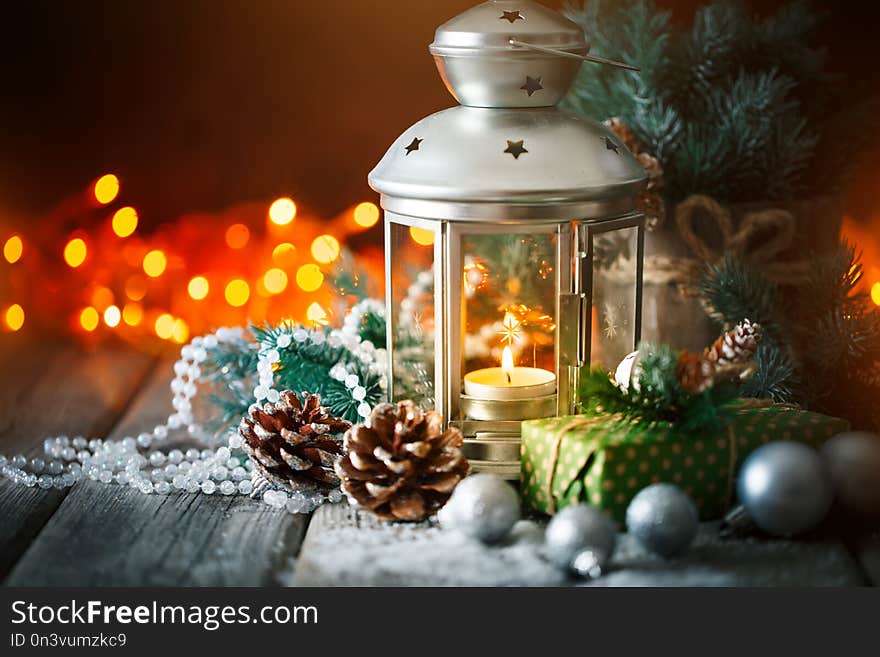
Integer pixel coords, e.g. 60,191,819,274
187,276,210,300
311,234,341,264
93,174,120,205
262,268,288,295
172,318,189,344
872,282,880,306
353,202,380,228
90,286,115,310
272,242,297,268
142,249,167,277
122,303,143,326
125,275,147,301
225,223,250,249
306,302,329,326
154,313,175,339
3,235,23,264
409,226,435,246
111,206,138,238
269,198,296,226
103,305,121,327
4,304,24,331
225,279,250,307
295,264,324,292
80,307,99,332
64,238,88,268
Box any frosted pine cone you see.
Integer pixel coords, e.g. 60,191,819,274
334,401,469,521
705,318,762,366
239,390,351,492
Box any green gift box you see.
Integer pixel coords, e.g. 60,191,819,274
521,405,849,524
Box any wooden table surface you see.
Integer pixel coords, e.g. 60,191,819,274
1,340,878,587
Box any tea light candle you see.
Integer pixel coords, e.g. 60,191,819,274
463,346,556,400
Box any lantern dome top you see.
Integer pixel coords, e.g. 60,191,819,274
368,106,647,218
430,0,588,108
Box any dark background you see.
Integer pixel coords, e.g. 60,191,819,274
0,0,878,225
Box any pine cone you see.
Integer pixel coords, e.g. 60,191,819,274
334,401,469,521
677,320,763,394
239,390,352,492
705,318,762,366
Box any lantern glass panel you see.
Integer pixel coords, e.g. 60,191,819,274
588,224,641,370
388,220,437,407
459,230,558,413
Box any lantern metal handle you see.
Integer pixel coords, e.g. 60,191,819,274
507,39,640,72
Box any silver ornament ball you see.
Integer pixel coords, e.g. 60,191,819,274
821,431,880,520
738,442,833,536
544,504,616,570
438,473,520,543
570,548,607,580
626,483,698,557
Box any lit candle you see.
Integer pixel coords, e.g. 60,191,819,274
463,346,556,400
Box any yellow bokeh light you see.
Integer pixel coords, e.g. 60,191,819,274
80,307,99,332
225,223,250,249
4,304,24,331
263,268,288,295
353,202,380,228
112,206,138,238
155,313,175,339
306,302,329,326
3,235,23,264
187,275,210,300
269,198,296,226
310,234,341,264
64,238,88,268
172,318,189,344
272,242,297,268
142,249,167,277
872,282,880,307
409,226,435,246
122,302,143,326
94,174,120,205
224,279,250,307
295,264,324,292
103,305,121,328
90,286,115,310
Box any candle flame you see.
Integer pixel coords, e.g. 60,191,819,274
501,346,514,384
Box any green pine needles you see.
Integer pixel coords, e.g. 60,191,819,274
700,242,880,430
578,343,740,434
562,0,873,203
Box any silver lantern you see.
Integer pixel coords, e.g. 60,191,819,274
369,0,647,478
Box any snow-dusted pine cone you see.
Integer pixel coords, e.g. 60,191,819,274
334,401,469,522
677,319,762,394
239,391,351,492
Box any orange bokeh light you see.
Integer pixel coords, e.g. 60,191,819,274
311,234,341,264
306,301,328,326
409,226,435,246
269,198,296,226
154,313,175,339
64,238,88,268
272,242,297,268
112,206,138,238
262,268,288,295
103,305,121,327
4,304,24,331
90,286,115,311
353,202,380,228
224,279,250,307
3,235,23,264
872,282,880,306
125,275,147,301
295,264,323,292
93,174,120,205
225,223,250,249
142,249,167,277
122,303,143,326
187,276,210,300
80,307,99,332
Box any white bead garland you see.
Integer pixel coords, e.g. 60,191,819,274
0,304,389,515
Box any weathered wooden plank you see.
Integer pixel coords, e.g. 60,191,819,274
851,532,880,586
0,344,155,580
293,505,864,587
6,361,309,586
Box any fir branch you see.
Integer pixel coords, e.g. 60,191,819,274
739,342,797,402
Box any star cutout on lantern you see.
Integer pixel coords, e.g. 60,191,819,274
405,137,423,156
504,140,528,159
500,10,524,23
602,136,620,154
521,76,543,97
